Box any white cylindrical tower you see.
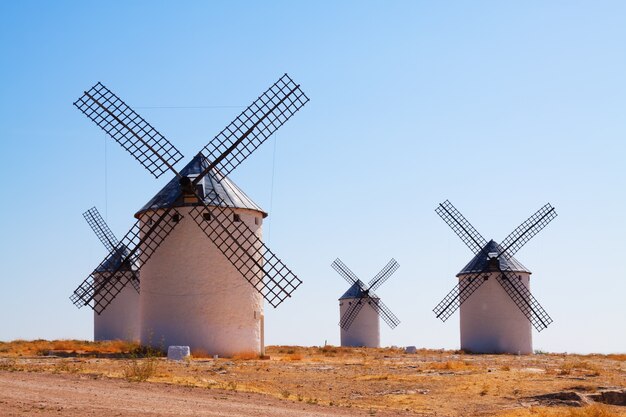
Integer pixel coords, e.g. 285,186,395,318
458,240,533,354
135,154,267,357
339,284,380,348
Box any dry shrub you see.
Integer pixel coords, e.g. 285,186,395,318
498,405,622,417
559,361,601,376
605,354,626,362
286,353,302,361
232,351,259,360
0,339,139,356
123,357,158,382
429,360,470,371
191,349,212,359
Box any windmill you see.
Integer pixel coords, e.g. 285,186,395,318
331,258,400,348
83,206,139,342
70,74,309,356
432,200,557,354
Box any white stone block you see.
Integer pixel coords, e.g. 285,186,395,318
404,346,417,354
167,346,190,361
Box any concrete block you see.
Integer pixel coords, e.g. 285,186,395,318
404,346,417,354
167,345,190,361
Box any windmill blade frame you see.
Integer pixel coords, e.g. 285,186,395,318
70,207,182,313
368,295,401,329
432,270,487,321
74,82,184,179
188,194,301,308
83,207,120,253
498,203,557,259
436,200,488,256
197,74,309,183
368,258,399,292
496,268,553,331
331,258,360,286
339,297,367,330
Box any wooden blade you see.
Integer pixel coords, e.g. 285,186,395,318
436,200,488,256
196,74,309,183
74,82,184,179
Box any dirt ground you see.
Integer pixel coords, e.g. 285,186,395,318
0,372,403,417
0,342,625,417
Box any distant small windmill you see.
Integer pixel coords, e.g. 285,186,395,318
70,74,309,356
331,258,400,348
432,200,557,354
83,207,139,342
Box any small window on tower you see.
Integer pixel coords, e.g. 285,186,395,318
171,214,181,223
203,212,211,221
233,214,241,222
255,217,261,225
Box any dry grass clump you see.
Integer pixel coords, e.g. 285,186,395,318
498,404,624,417
231,351,260,360
0,339,139,356
429,360,472,371
190,349,212,359
122,357,159,382
568,404,625,417
558,360,601,376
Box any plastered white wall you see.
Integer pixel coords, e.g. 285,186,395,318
459,271,533,354
339,298,381,348
138,206,264,357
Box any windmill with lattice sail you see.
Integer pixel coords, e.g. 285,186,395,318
332,258,400,348
433,200,557,354
83,206,140,342
70,75,309,356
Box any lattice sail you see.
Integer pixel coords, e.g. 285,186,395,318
436,200,488,255
70,208,182,313
339,297,366,330
199,74,309,180
331,258,360,286
432,271,487,321
189,196,301,308
498,203,557,258
74,82,184,178
370,297,401,329
369,258,399,292
83,207,119,253
496,269,553,331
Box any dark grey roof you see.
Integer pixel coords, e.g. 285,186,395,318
339,281,380,300
135,153,266,218
95,246,131,273
457,240,531,276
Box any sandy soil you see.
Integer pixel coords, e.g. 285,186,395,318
0,371,402,417
0,344,625,416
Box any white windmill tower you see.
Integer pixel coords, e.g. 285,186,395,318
83,207,139,342
331,258,400,348
432,200,557,354
70,75,309,357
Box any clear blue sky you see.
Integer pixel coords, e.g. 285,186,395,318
1,1,624,353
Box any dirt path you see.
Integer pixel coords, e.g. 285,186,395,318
0,371,405,417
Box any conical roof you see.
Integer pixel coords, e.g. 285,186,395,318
457,240,531,276
339,281,380,300
135,153,266,218
94,246,131,273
